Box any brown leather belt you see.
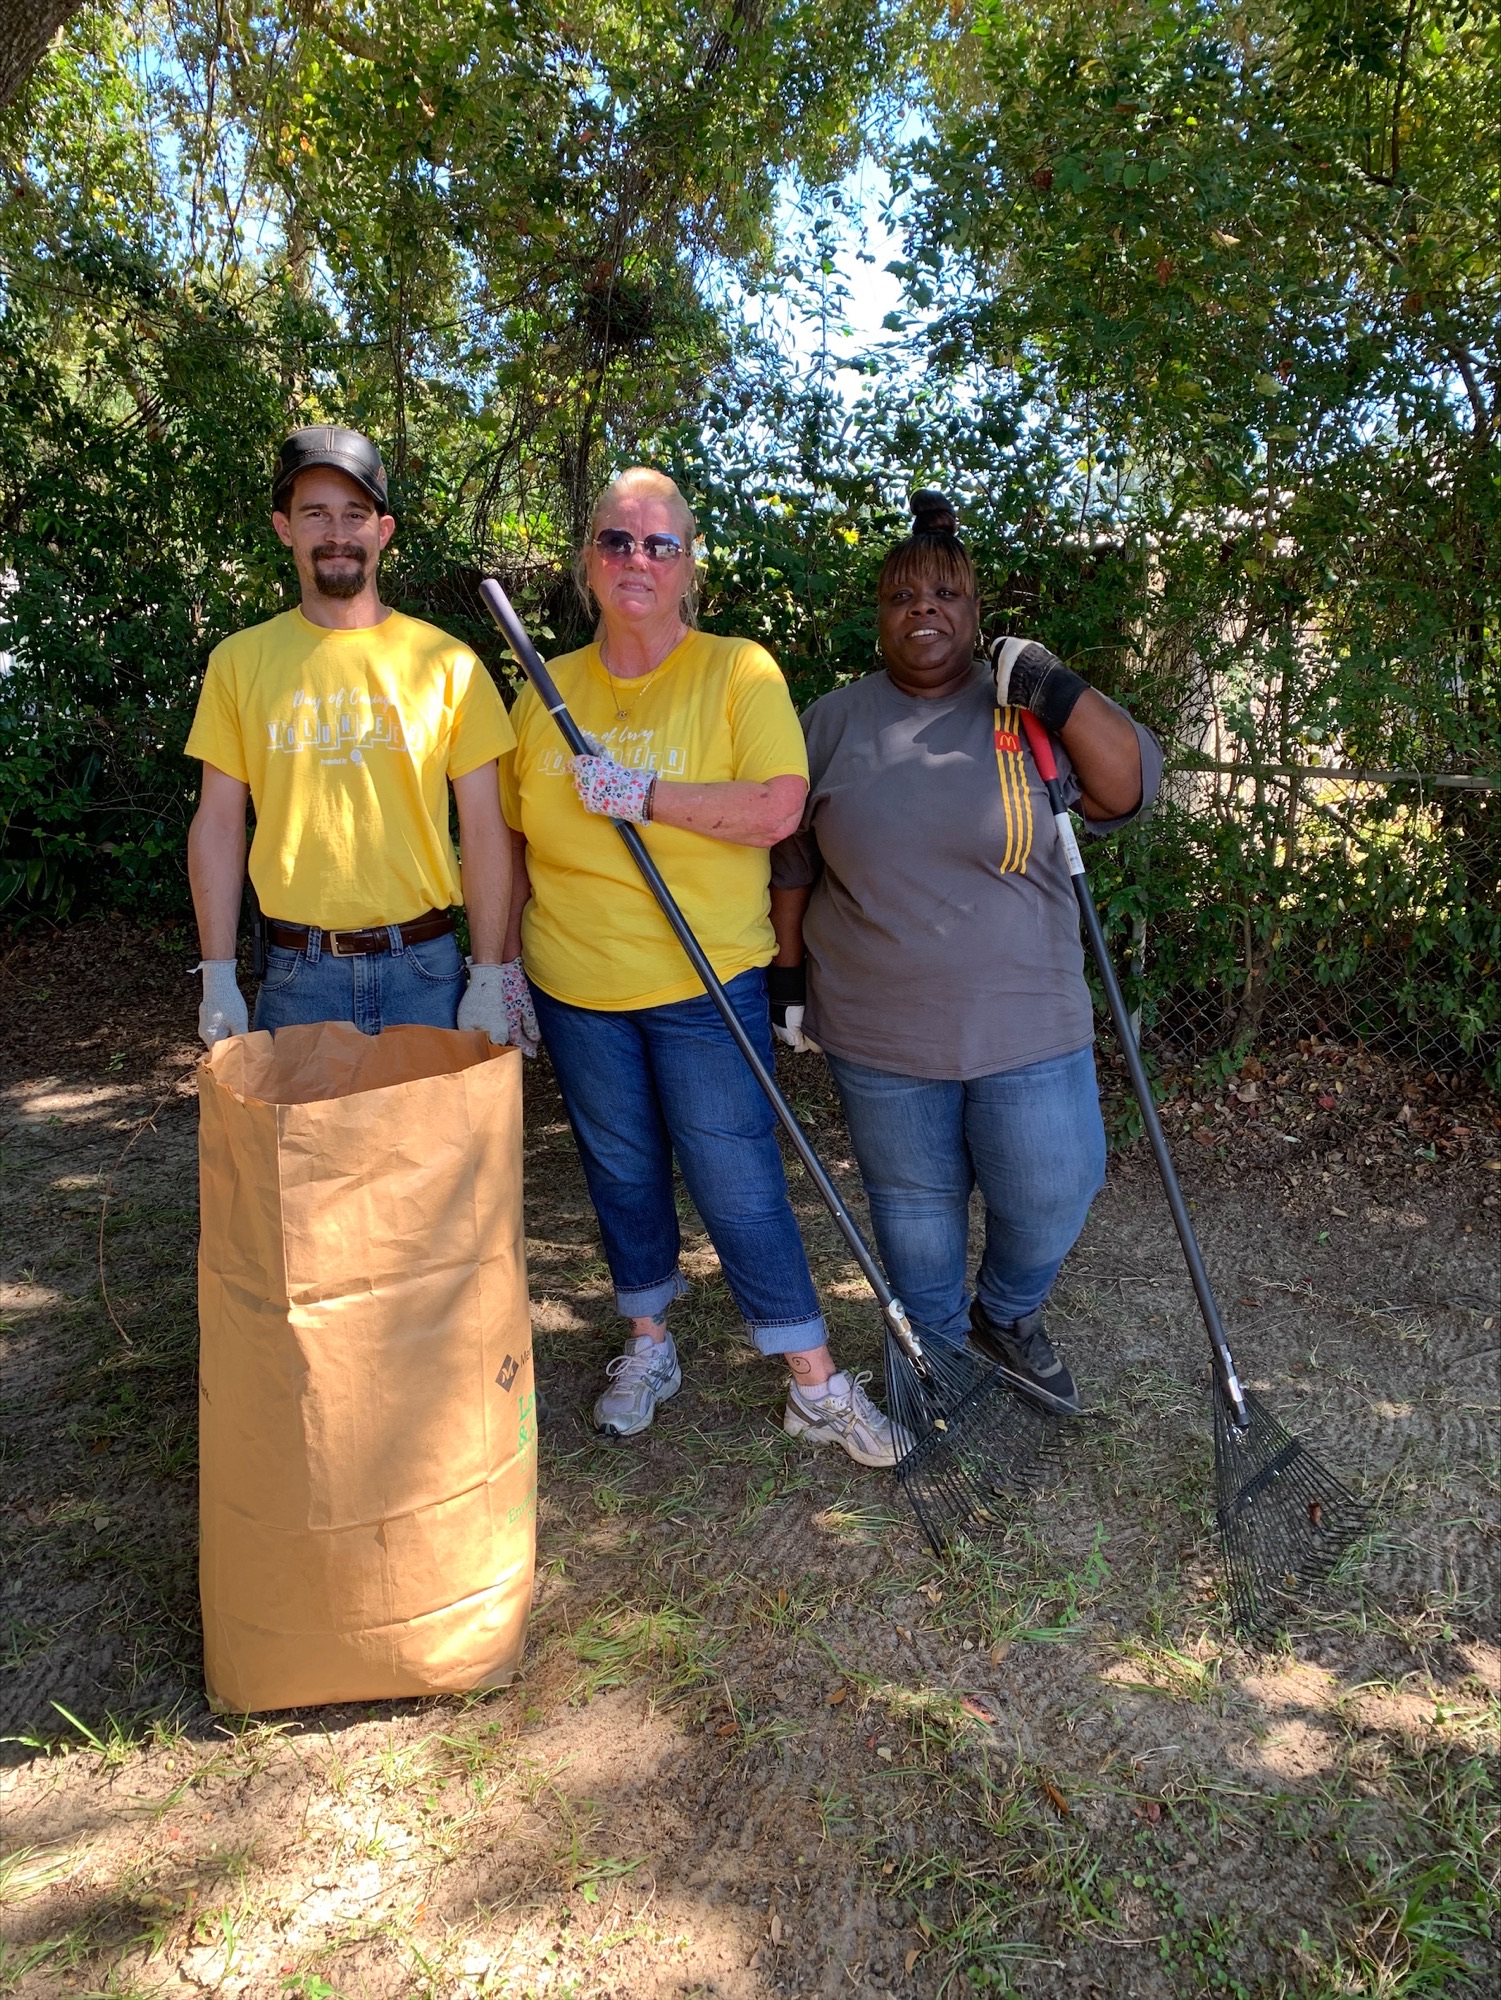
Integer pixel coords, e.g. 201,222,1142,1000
264,909,456,957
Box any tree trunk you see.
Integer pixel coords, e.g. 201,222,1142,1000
0,0,88,112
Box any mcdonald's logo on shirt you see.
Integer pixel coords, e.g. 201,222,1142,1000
992,704,1034,875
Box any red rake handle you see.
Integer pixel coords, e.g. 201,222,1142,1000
1018,712,1250,1427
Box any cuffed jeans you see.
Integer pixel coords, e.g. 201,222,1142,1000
252,928,465,1035
530,969,827,1357
825,1045,1106,1348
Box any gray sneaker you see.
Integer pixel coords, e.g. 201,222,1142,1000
783,1369,911,1468
592,1332,682,1438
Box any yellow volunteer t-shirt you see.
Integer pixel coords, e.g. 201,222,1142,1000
500,632,808,1009
185,608,515,929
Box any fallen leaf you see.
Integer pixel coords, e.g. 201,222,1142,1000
1041,1778,1070,1816
865,1733,878,1750
827,1686,847,1706
776,1586,789,1609
1318,1094,1337,1110
716,1721,739,1736
881,1861,895,1875
989,1640,1012,1665
895,1625,913,1643
960,1696,997,1724
876,1745,894,1761
769,1912,783,1943
1135,1798,1162,1823
924,1585,943,1604
905,1946,922,1973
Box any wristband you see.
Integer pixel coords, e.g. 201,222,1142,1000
767,963,806,1009
1031,658,1089,733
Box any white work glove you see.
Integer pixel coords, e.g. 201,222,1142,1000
768,965,820,1054
196,960,249,1047
773,1003,821,1055
456,961,515,1045
499,956,540,1059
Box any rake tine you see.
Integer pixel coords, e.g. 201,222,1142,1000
1213,1381,1370,1634
1018,712,1371,1631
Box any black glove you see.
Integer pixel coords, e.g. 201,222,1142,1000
988,636,1090,733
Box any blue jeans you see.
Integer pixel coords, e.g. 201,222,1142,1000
530,969,826,1357
252,928,465,1035
825,1046,1106,1348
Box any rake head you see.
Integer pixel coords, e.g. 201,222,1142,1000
885,1329,1062,1553
1213,1376,1370,1636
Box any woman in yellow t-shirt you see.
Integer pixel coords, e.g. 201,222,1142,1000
500,467,898,1464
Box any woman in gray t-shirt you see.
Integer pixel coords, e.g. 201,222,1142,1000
768,493,1162,1413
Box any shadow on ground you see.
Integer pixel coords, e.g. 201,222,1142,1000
2,918,1497,2000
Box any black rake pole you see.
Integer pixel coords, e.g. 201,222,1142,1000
1018,709,1370,1632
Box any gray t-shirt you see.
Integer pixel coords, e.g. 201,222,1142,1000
769,664,1163,1080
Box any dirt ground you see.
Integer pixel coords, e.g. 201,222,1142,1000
2,918,1497,2000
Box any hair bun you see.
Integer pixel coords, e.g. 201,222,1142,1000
910,489,958,535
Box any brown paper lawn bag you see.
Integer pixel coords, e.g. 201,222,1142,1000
197,1021,536,1713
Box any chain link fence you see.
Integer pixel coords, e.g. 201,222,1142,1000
1086,761,1501,1141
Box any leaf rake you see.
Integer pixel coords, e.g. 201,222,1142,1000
1020,711,1370,1633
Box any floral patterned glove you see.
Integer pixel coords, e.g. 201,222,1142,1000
568,751,657,822
500,956,540,1058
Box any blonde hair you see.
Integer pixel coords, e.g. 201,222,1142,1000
574,466,699,626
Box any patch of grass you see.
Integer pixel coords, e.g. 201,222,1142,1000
0,1843,86,1905
0,1936,70,1991
812,1783,858,1842
1301,1856,1495,1997
565,1601,720,1703
1115,1635,1225,1705
4,1700,145,1766
811,1499,902,1545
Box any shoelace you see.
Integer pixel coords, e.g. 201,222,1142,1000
802,1369,887,1435
605,1342,674,1387
1015,1325,1062,1374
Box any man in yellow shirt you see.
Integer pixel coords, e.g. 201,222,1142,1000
185,425,532,1047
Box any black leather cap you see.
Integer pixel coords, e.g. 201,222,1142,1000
272,425,390,513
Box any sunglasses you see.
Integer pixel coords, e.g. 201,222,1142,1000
592,529,685,563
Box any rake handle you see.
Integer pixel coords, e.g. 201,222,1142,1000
477,578,910,1338
1018,711,1250,1429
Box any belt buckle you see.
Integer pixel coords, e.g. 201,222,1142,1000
326,929,359,956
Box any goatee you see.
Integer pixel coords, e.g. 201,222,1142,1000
311,544,369,599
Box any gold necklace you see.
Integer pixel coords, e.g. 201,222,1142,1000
599,633,682,720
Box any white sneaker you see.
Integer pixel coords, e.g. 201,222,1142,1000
783,1369,910,1468
592,1332,682,1438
